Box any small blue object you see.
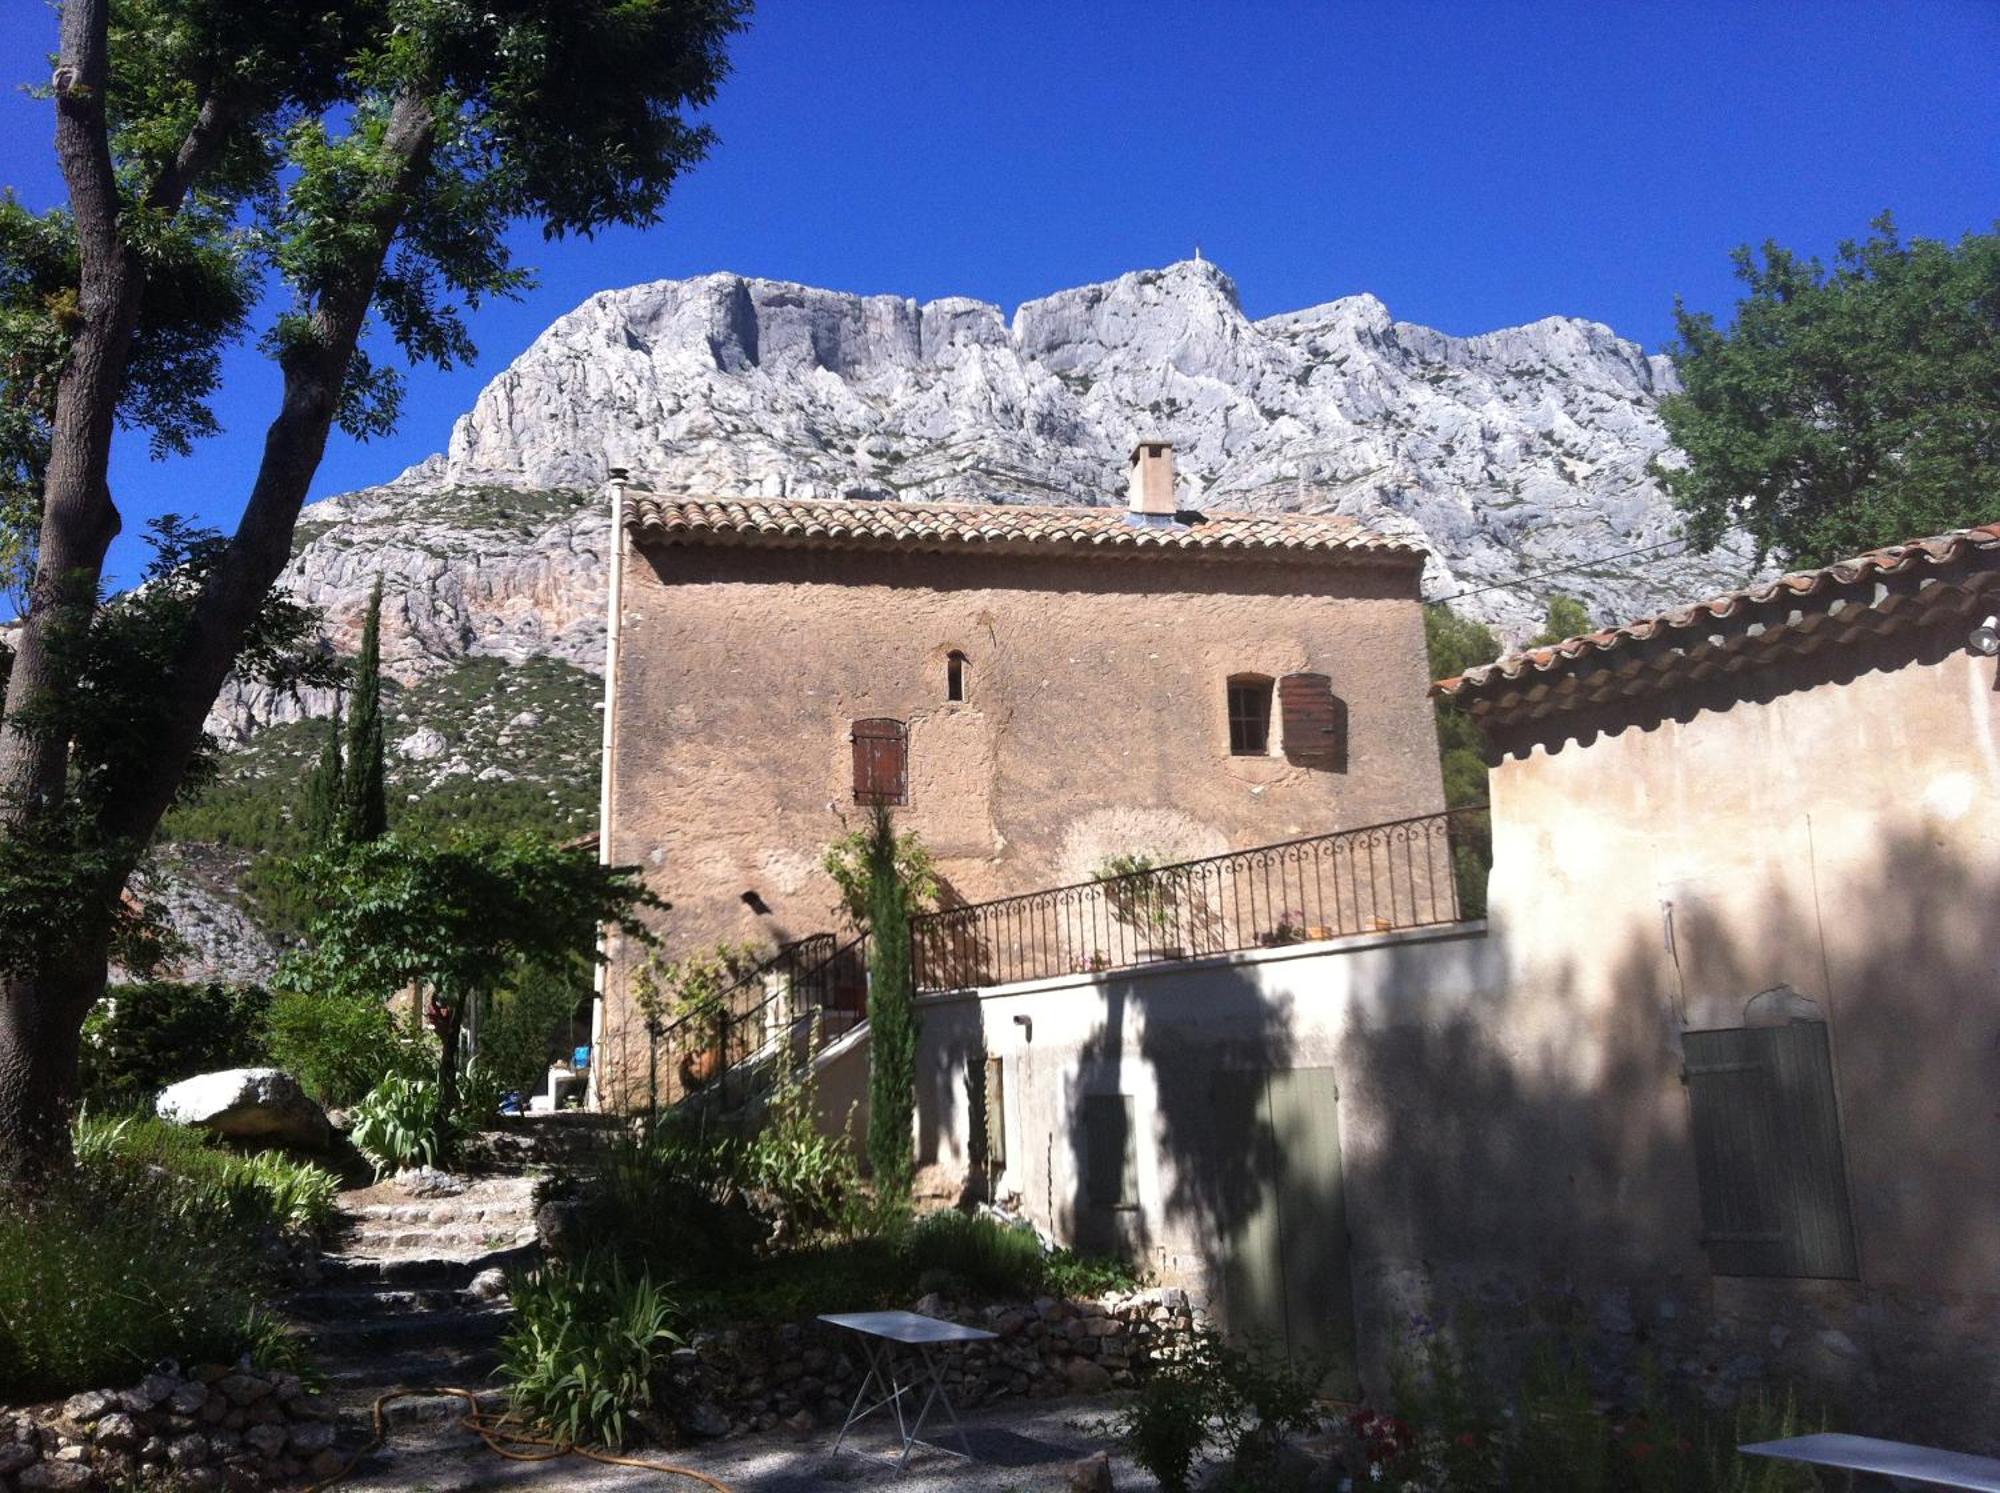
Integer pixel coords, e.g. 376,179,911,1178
499,1091,525,1116
573,1045,591,1071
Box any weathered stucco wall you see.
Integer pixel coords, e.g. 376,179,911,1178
894,628,2000,1448
597,537,1441,1108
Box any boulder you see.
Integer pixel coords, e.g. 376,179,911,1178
157,1069,332,1151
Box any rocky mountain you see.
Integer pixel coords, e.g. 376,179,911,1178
169,257,1752,981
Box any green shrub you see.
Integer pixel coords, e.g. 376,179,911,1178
73,1113,341,1237
79,979,272,1106
0,1171,264,1400
498,1254,681,1449
741,1026,861,1238
351,1075,453,1175
265,989,429,1107
475,970,587,1098
1121,1330,1322,1493
903,1210,1050,1299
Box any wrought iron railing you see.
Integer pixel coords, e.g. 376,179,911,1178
912,806,1486,992
643,806,1487,1111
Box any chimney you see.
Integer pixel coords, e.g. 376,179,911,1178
1127,441,1177,520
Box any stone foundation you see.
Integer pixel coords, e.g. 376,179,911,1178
1,1366,355,1493
666,1287,1199,1439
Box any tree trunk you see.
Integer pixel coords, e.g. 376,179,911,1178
0,953,107,1192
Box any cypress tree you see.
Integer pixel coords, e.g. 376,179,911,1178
341,578,389,843
864,804,918,1197
302,693,345,844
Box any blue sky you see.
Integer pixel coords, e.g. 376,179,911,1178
2,0,1996,591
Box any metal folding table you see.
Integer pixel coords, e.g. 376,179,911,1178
819,1309,999,1471
1742,1434,2000,1491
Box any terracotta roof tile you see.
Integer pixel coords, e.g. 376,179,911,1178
1436,522,2000,708
624,492,1423,562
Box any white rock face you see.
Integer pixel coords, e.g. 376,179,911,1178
421,258,1747,627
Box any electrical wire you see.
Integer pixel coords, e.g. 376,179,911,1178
1422,536,1694,606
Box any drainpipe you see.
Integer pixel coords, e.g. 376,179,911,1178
588,466,630,1112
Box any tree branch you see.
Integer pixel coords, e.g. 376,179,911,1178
100,90,439,850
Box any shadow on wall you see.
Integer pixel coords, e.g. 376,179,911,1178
1330,824,2000,1452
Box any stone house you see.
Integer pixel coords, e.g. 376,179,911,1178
590,444,1446,1111
894,521,2000,1444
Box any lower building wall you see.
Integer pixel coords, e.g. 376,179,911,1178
867,919,1999,1451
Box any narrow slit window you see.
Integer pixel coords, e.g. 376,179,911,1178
946,650,968,703
1227,676,1274,756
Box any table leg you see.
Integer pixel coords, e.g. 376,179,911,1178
896,1342,974,1469
833,1337,907,1458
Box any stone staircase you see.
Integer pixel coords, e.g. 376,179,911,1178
288,1175,542,1431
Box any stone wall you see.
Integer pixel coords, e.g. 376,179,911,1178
1,1366,352,1493
665,1288,1199,1439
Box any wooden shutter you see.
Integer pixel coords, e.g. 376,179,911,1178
850,718,908,805
1083,1093,1138,1209
1279,672,1347,771
1683,1023,1857,1279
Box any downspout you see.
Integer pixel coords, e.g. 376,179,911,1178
588,467,629,1111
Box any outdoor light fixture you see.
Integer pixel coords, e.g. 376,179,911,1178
1012,1014,1032,1042
1969,615,2000,657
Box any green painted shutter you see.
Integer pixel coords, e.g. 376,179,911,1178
1083,1093,1138,1208
1683,1023,1858,1279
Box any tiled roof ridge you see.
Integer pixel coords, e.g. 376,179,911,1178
622,490,1425,560
1436,521,2000,700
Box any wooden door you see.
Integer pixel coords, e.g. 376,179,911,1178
1210,1066,1358,1394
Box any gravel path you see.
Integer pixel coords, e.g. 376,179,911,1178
332,1393,1148,1492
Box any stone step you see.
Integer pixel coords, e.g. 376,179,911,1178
306,1305,514,1356
321,1346,506,1403
318,1241,537,1288
346,1200,539,1225
287,1286,466,1321
343,1225,539,1254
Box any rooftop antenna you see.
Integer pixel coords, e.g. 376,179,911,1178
1193,243,1204,263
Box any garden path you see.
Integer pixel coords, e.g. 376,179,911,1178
327,1393,1147,1491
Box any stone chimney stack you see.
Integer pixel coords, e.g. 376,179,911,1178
1127,441,1177,517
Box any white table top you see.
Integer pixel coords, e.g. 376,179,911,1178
818,1310,998,1345
1742,1434,2000,1491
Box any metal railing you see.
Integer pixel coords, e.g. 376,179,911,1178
912,806,1486,992
643,806,1487,1111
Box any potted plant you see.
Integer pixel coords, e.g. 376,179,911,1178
1094,853,1191,960
1261,910,1307,947
635,942,762,1092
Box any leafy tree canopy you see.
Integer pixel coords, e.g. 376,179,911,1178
1659,214,2000,568
1527,593,1593,650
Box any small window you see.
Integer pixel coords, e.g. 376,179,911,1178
850,718,908,805
1683,1022,1858,1279
1083,1093,1139,1209
1227,676,1273,756
946,650,968,703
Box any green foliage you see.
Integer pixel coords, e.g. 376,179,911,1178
0,519,339,979
902,1210,1050,1299
0,1169,264,1400
1659,213,2000,567
821,822,942,926
1092,852,1193,938
350,1075,453,1177
264,988,429,1108
632,941,764,1047
301,693,345,847
1528,594,1595,650
1424,604,1501,920
474,968,589,1100
78,979,272,1107
742,1027,862,1235
1121,1329,1323,1493
280,831,658,1016
72,1112,340,1237
863,807,919,1196
341,578,389,844
498,1254,681,1450
1349,1327,1831,1493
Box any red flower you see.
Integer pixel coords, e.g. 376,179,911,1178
1456,1432,1480,1448
1629,1441,1656,1461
